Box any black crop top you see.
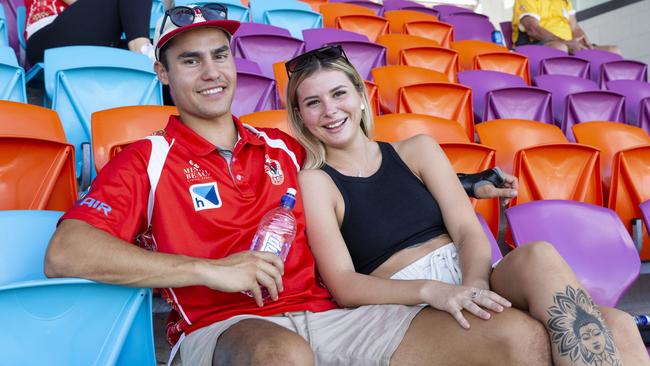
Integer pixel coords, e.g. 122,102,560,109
321,142,448,275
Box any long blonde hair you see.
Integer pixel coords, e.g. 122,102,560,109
286,57,374,169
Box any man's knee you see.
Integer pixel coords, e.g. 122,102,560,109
494,309,552,365
513,241,565,270
248,334,314,366
544,40,569,52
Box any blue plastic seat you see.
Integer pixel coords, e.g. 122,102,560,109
0,210,156,365
0,45,26,102
174,0,251,22
0,6,8,47
249,0,322,39
44,46,162,189
150,0,165,38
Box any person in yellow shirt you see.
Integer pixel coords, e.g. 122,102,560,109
512,0,620,55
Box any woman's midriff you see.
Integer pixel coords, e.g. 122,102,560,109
370,233,453,279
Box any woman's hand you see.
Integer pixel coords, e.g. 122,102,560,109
421,282,512,329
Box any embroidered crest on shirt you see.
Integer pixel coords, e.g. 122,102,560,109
264,154,284,185
184,160,212,183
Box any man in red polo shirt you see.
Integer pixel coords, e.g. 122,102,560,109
45,4,551,366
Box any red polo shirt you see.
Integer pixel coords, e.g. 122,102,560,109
61,116,337,344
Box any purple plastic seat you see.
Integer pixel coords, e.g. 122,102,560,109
640,97,650,134
444,13,494,42
534,74,599,125
600,60,648,88
574,49,623,84
477,213,503,265
1,0,21,57
484,86,553,123
231,23,305,78
606,79,650,133
329,0,385,16
232,71,279,118
382,0,440,17
234,58,262,74
506,200,641,307
515,45,567,78
302,28,386,80
499,21,512,49
458,70,526,123
540,56,591,79
563,91,626,141
641,199,650,240
432,4,473,20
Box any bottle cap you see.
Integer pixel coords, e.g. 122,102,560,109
286,187,297,196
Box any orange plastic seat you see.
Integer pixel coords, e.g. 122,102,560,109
0,101,77,210
608,145,650,260
396,82,474,141
476,119,567,174
91,105,177,173
319,3,375,28
512,143,603,207
573,121,650,199
299,0,328,12
400,46,459,82
373,113,470,143
383,9,438,34
451,40,508,71
372,65,449,114
239,110,292,136
404,20,454,49
273,61,289,108
335,14,389,42
441,142,500,236
474,52,531,85
364,80,380,116
376,34,440,65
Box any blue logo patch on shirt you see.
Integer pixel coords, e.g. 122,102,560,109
189,182,222,211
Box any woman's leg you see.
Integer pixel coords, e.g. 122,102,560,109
490,241,648,366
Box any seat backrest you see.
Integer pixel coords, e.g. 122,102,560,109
319,2,375,28
233,21,291,38
512,143,602,206
335,14,389,42
403,19,454,48
573,121,650,197
640,199,650,259
372,65,449,113
444,12,493,42
231,31,305,78
514,45,567,77
0,45,25,103
477,213,503,265
376,33,439,65
383,9,438,33
474,51,530,84
640,97,650,135
476,119,568,174
332,41,387,81
239,109,291,135
458,70,526,123
600,60,647,89
608,145,650,261
574,49,623,83
606,79,650,129
364,79,380,115
235,57,262,74
440,142,499,236
174,0,251,22
399,46,458,82
534,74,599,124
373,113,470,143
0,5,7,47
300,0,328,12
563,90,626,141
250,0,322,39
234,71,280,117
451,40,508,71
329,0,385,16
302,27,369,51
397,82,474,141
484,86,553,123
499,21,512,49
539,56,591,79
91,105,177,173
506,200,640,306
432,4,474,20
0,100,67,143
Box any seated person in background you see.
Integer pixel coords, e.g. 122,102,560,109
25,0,154,65
289,45,649,366
512,0,621,55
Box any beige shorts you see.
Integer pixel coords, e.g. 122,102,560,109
390,242,463,283
178,304,424,366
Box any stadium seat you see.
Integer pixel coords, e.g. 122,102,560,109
384,0,440,18
0,101,77,210
234,69,280,117
43,46,162,188
474,51,530,84
174,0,251,22
574,49,624,84
534,74,599,127
512,143,603,207
375,34,439,65
506,200,640,307
272,61,289,107
371,65,449,114
334,13,389,42
91,105,177,173
476,119,568,174
329,0,385,16
0,45,26,102
515,44,567,77
249,0,322,39
1,0,19,55
444,13,494,42
373,113,470,143
403,19,454,48
451,40,508,71
483,86,553,123
319,2,375,28
608,146,650,260
432,3,474,20
0,6,7,47
477,213,503,265
458,70,526,123
573,121,650,199
232,23,305,78
235,57,262,74
399,46,459,82
600,60,647,88
239,109,291,135
539,56,591,79
606,80,650,133
383,9,438,33
149,0,164,38
640,97,650,134
299,0,328,12
397,82,474,141
563,90,626,140
364,79,380,115
499,21,512,49
641,199,650,259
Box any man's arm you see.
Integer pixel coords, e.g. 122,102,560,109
45,219,285,307
457,168,518,205
569,15,592,49
520,16,586,53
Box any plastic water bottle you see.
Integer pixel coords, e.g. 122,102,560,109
635,314,650,328
491,30,505,46
245,188,297,300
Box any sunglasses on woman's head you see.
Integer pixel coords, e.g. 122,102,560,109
159,3,228,36
285,45,351,77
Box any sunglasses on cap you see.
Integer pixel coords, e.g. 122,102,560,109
285,45,351,77
159,3,229,37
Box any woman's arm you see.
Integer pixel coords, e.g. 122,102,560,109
397,135,492,290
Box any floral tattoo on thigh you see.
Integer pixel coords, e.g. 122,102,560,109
546,286,620,366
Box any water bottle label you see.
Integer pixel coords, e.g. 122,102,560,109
260,232,284,256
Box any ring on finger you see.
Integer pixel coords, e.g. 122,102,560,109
471,289,483,300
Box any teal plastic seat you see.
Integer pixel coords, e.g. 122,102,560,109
0,210,156,365
0,46,26,103
44,46,162,189
174,0,251,22
249,0,322,39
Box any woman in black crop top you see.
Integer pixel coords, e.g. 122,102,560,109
281,46,646,365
